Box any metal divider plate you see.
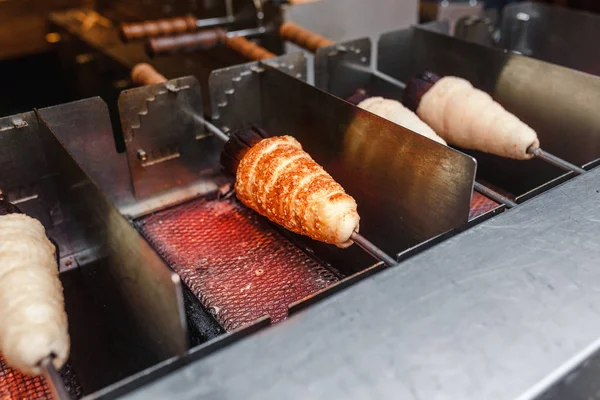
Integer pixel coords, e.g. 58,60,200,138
209,52,307,134
118,76,223,199
34,98,188,393
314,38,400,100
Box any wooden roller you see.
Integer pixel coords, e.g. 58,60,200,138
146,28,228,57
146,28,275,61
279,21,334,53
120,15,197,42
131,63,167,86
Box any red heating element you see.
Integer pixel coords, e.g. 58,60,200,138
469,191,499,220
0,355,51,400
138,196,340,331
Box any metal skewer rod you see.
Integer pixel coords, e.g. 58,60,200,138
195,15,236,29
226,26,268,39
351,231,398,267
527,146,586,175
196,115,230,142
473,181,518,209
40,356,71,400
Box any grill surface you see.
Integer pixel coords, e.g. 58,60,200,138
137,196,340,331
0,355,51,400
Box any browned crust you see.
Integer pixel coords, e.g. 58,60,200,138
235,136,358,245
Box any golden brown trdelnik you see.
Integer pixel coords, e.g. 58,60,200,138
234,136,360,248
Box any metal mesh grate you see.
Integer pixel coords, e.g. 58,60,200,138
137,196,340,331
0,355,51,400
469,191,499,220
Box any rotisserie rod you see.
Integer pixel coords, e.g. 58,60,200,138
119,1,317,42
40,357,72,400
145,21,333,60
0,199,71,398
146,27,273,59
120,15,235,42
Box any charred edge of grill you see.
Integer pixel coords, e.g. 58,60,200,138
403,70,441,112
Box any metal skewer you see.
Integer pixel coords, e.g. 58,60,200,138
40,356,71,400
351,232,398,267
527,145,586,175
119,0,250,43
473,182,518,209
226,26,268,39
189,112,230,142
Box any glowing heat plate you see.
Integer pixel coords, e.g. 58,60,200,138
137,197,340,331
0,355,51,400
469,192,499,220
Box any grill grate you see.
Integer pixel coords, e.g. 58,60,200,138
137,196,340,331
0,355,51,400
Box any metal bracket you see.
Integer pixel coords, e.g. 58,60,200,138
315,37,406,102
118,76,222,199
454,15,498,48
314,38,370,97
209,52,307,134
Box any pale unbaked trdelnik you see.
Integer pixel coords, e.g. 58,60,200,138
417,76,540,160
0,213,70,376
358,97,447,145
